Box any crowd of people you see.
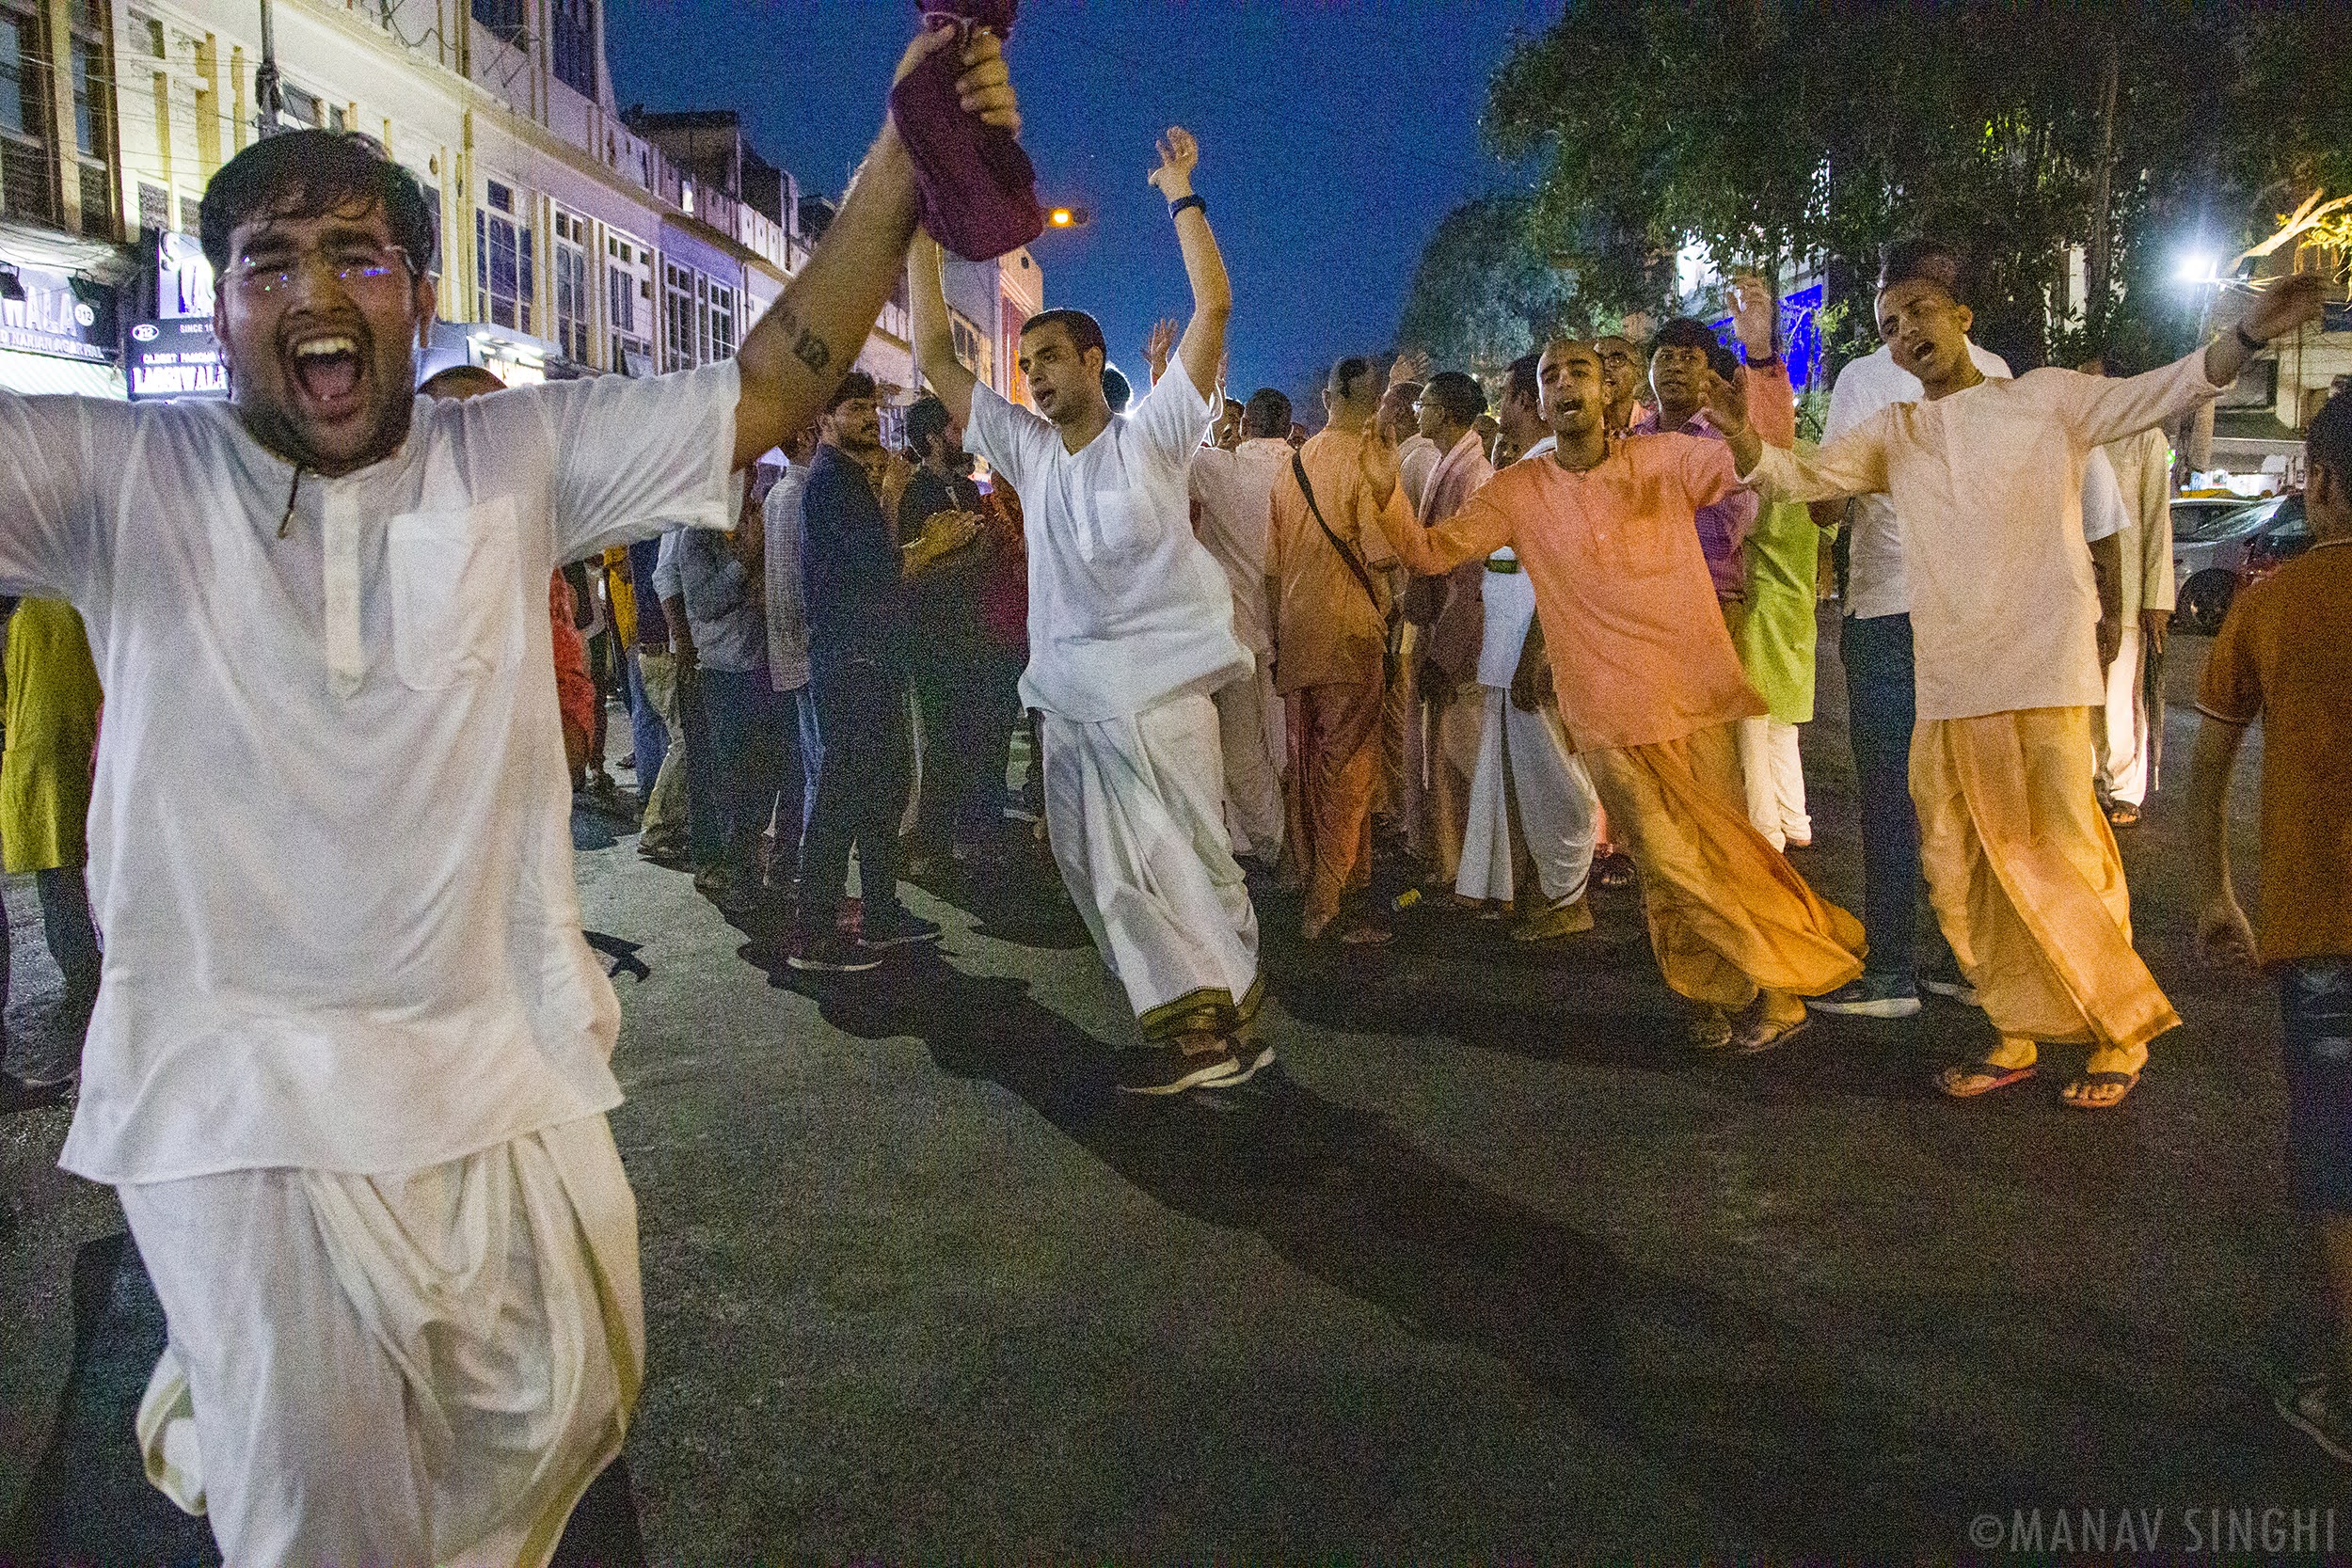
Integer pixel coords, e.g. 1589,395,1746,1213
0,19,2347,1560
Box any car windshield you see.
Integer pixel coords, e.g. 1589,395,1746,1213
2175,497,2281,542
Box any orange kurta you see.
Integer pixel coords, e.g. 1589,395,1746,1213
1268,426,1402,696
1375,432,1764,751
1377,428,1862,1003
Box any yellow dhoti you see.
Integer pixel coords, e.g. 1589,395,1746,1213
1583,723,1865,1008
1910,706,2177,1053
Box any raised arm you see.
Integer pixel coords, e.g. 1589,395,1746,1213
733,30,1019,467
909,230,977,427
1726,275,1798,450
1146,128,1231,395
1357,421,1512,575
2059,273,2324,454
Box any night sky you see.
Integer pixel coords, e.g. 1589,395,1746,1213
604,0,1554,405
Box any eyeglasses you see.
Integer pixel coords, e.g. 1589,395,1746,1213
225,243,414,297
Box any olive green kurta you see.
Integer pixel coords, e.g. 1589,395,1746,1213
3,598,103,875
1728,499,1820,725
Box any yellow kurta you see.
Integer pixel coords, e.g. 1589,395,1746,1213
3,598,103,875
1910,706,2178,1052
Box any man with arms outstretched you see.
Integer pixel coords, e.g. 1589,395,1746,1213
0,31,1019,1564
1361,340,1865,1054
912,127,1262,1096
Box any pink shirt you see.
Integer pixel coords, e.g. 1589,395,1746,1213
1376,433,1765,751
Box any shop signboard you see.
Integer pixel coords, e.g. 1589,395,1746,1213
0,266,112,363
128,316,228,400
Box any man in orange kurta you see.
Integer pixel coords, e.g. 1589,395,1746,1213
1269,356,1406,942
1361,340,1862,1052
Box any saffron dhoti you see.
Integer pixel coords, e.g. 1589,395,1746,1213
1910,705,2177,1051
1581,723,1865,1007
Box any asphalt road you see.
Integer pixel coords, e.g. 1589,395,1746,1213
3,617,2344,1563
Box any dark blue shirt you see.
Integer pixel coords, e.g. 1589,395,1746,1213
628,536,668,649
800,443,914,674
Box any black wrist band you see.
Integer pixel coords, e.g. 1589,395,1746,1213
1168,194,1207,220
2234,323,2264,353
1747,350,1782,369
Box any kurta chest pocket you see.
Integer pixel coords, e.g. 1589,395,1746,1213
1080,485,1152,562
386,498,523,689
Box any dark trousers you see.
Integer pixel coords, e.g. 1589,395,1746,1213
913,642,1025,850
803,659,912,929
1841,612,1930,990
701,665,799,874
0,866,101,1072
677,664,726,868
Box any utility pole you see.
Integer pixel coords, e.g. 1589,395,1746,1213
253,0,283,135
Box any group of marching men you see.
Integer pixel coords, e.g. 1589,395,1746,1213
1,17,2341,1554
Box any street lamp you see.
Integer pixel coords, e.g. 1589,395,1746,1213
2172,249,2219,286
1046,205,1089,230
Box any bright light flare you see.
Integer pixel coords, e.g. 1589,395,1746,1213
2173,250,2218,284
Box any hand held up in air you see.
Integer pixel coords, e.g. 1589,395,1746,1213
893,25,1022,135
1359,420,1402,503
1148,127,1200,200
2237,272,2327,343
1389,348,1431,390
1144,319,1179,384
1727,274,1776,359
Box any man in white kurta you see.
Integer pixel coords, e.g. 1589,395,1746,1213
1737,273,2319,1106
0,30,1025,1561
2091,416,2175,823
1188,404,1293,862
914,126,1260,1097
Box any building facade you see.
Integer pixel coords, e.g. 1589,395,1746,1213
4,0,1039,424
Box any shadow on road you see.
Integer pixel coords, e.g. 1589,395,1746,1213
740,938,2339,1551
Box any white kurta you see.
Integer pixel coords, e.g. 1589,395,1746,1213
1744,351,2224,721
1190,436,1292,857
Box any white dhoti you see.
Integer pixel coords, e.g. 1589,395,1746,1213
1456,687,1599,906
2095,630,2151,808
1041,690,1263,1040
1212,665,1285,863
122,1115,644,1568
1455,551,1598,907
1736,715,1813,849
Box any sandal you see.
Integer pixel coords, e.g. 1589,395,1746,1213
2105,802,2140,829
2060,1069,2141,1111
1335,923,1394,946
1937,1059,2038,1100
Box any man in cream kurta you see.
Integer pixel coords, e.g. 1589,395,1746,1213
2091,410,2176,823
1189,399,1295,863
1735,269,2322,1106
0,32,1025,1560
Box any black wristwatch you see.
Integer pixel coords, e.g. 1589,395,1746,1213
2234,322,2264,354
1168,194,1207,221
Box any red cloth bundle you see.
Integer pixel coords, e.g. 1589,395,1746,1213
891,2,1044,261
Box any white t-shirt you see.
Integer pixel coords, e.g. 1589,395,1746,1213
1186,436,1289,657
0,362,741,1182
964,357,1250,721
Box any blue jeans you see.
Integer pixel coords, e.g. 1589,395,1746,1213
624,649,668,816
1841,613,1929,990
678,663,725,868
2281,956,2352,1213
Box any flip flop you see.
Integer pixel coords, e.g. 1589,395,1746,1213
2060,1069,2142,1111
1937,1059,2038,1100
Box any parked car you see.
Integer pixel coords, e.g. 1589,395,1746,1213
2238,499,2315,593
2173,493,2296,633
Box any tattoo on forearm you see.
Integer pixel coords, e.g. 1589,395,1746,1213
771,304,834,377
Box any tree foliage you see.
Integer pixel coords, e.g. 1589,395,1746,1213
1462,0,2352,372
1394,196,1593,377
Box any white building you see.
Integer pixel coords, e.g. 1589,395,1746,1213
2,0,1039,415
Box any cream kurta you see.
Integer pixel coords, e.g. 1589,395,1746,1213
1743,350,2225,721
